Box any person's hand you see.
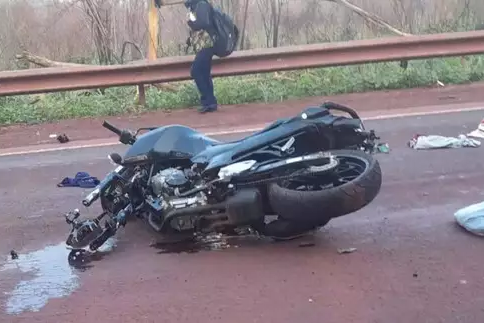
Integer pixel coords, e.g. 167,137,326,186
188,11,196,22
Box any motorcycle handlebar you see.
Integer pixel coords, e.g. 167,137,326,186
102,121,122,136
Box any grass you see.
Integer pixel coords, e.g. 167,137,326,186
1,56,484,125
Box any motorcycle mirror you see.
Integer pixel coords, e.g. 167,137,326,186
108,153,123,165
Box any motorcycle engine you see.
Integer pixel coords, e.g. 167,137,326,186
148,168,206,232
151,168,191,196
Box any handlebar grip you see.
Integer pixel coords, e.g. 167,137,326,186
102,121,122,136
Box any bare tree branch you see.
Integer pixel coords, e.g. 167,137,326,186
326,0,412,36
120,41,143,64
239,0,250,49
15,50,180,92
15,51,86,67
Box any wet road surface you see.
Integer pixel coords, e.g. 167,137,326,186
1,109,484,323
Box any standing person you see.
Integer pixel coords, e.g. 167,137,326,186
184,0,239,114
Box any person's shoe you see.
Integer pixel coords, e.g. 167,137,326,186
198,104,218,114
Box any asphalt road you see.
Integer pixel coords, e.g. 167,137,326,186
1,109,484,323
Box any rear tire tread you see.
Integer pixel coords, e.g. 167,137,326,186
267,149,382,224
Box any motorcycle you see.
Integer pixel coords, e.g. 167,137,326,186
64,102,383,263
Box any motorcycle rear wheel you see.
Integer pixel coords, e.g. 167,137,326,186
267,149,382,223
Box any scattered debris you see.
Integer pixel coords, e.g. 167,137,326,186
10,250,18,260
49,133,70,143
467,118,484,139
438,95,457,101
57,172,100,188
337,247,357,254
408,134,480,150
376,143,390,153
150,233,236,254
56,134,69,144
454,201,484,237
298,242,316,248
308,298,314,303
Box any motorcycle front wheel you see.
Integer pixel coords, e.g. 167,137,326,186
267,149,382,224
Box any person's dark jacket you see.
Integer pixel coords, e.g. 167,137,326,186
185,0,216,53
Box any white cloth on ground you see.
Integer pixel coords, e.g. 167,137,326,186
467,118,484,139
454,201,484,237
408,134,480,150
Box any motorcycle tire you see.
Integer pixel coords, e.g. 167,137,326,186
267,149,382,223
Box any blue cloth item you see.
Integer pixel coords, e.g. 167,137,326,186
57,172,100,188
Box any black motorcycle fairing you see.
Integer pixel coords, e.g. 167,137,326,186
192,107,347,172
192,121,313,171
123,125,221,160
240,106,332,138
123,106,360,169
121,118,298,163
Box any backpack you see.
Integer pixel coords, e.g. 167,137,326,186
211,7,239,58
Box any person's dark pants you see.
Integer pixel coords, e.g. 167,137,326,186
190,47,217,112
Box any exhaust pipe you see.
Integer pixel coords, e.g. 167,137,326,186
157,188,265,232
148,202,226,232
148,212,163,232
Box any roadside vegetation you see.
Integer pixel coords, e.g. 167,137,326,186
1,56,484,125
1,0,484,125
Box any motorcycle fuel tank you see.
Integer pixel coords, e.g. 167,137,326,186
123,125,220,160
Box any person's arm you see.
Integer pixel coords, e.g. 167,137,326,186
187,1,212,31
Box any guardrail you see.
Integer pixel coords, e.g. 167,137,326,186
1,30,484,96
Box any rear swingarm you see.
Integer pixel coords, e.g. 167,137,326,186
176,151,339,199
234,151,340,187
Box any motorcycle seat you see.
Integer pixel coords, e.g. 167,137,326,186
332,118,362,128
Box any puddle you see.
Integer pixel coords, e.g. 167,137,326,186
1,242,79,315
1,237,117,315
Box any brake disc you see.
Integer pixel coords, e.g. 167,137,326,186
67,249,91,268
